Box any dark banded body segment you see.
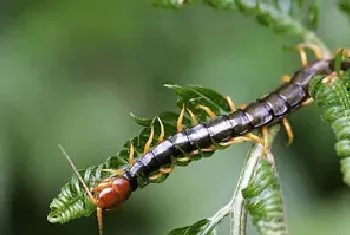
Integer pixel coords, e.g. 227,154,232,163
228,110,253,135
264,93,288,117
185,123,211,149
245,101,273,128
277,82,305,109
206,115,234,143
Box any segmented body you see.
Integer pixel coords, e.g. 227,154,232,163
122,59,350,192
52,56,350,235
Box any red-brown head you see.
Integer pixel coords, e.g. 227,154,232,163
95,178,131,209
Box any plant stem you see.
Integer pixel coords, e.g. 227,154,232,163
200,125,280,235
230,125,280,235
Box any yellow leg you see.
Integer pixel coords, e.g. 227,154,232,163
159,158,176,174
239,104,247,110
101,169,124,176
301,97,314,107
343,49,350,57
281,118,294,146
299,43,323,59
157,117,165,143
129,142,135,166
148,158,175,181
262,127,269,155
225,96,236,112
281,75,291,83
159,167,173,174
190,146,215,155
295,43,323,68
295,45,308,68
220,133,264,146
148,172,167,182
333,48,350,60
321,72,337,84
143,125,155,154
92,181,114,193
187,108,198,125
176,156,191,162
177,104,185,133
196,104,216,118
246,133,264,145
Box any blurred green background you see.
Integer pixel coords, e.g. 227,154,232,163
1,1,350,235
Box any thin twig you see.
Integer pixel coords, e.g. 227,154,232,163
199,125,280,234
230,125,281,235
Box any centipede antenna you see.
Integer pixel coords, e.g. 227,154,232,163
58,144,94,201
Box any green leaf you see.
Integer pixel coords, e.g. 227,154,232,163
310,70,350,186
168,219,212,235
334,49,344,77
164,84,230,122
241,159,287,235
152,0,195,8
156,0,326,50
338,0,350,21
48,84,231,224
306,1,319,30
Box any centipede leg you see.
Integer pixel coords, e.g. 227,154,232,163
281,118,294,146
129,142,135,166
196,104,216,118
143,125,155,154
100,143,134,175
177,104,185,133
220,133,264,147
148,158,176,181
159,157,176,174
295,45,309,68
301,97,314,107
190,145,216,155
225,96,236,112
295,43,323,68
157,118,165,143
239,104,247,110
187,108,198,125
176,156,191,162
92,181,112,192
321,72,337,84
342,49,350,57
281,75,291,83
101,169,124,176
262,127,269,155
299,43,323,59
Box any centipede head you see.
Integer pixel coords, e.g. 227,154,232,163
93,178,131,209
58,144,131,235
93,178,131,235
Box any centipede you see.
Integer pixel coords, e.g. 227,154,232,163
57,44,350,235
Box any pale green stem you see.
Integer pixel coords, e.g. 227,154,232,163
200,125,280,234
230,125,280,235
